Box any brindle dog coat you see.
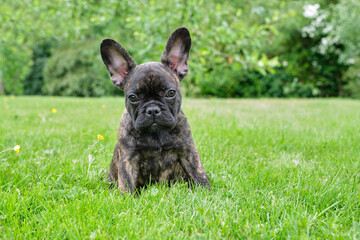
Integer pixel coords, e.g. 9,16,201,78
100,27,210,194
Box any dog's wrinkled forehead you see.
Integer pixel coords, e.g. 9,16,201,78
124,62,180,93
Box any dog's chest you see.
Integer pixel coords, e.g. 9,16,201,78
137,147,176,171
136,148,182,185
130,127,188,185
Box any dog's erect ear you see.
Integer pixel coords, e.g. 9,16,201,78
161,27,191,80
100,39,136,89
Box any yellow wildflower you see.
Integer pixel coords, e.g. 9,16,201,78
51,108,57,114
101,105,106,108
98,134,104,140
14,145,20,153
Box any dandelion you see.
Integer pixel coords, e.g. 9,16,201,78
88,134,105,151
51,108,57,114
14,145,20,153
0,145,21,155
101,105,106,108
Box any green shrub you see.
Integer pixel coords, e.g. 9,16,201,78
344,80,360,99
196,67,262,98
1,0,359,98
196,66,317,98
343,59,360,98
23,41,53,95
0,44,32,95
261,69,316,98
43,40,121,97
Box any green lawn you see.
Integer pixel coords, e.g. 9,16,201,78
1,96,360,239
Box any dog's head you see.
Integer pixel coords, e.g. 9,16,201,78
100,27,191,132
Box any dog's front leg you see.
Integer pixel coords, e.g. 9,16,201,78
117,159,138,194
113,142,139,194
178,146,210,189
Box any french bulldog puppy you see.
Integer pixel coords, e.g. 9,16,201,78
100,27,210,194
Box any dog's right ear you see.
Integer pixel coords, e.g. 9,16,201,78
161,27,191,81
100,39,136,89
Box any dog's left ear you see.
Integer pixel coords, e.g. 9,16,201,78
161,27,191,80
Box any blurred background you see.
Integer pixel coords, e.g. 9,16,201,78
0,0,359,98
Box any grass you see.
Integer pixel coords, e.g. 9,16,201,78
1,96,360,239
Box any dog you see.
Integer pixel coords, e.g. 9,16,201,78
100,27,210,194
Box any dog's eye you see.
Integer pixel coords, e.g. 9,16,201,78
166,90,176,98
128,94,138,103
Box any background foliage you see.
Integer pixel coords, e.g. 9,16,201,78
0,0,359,98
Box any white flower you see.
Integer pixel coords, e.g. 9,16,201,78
303,4,320,18
346,58,355,65
321,37,329,46
292,160,300,166
322,25,333,34
252,6,265,15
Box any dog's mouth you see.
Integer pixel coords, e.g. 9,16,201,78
147,121,161,131
147,122,163,132
134,116,176,133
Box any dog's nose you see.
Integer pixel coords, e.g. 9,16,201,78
146,106,161,118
